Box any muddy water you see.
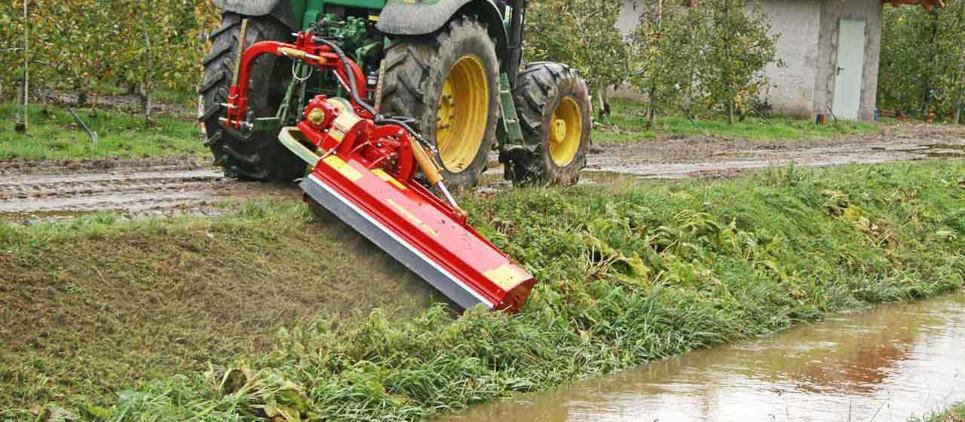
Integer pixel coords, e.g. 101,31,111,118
443,292,965,422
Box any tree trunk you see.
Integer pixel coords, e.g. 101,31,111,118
40,81,49,118
955,97,962,125
646,0,663,130
596,84,611,119
19,0,29,133
920,11,940,119
141,16,154,125
14,84,26,133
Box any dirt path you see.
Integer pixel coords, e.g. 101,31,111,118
0,156,294,222
1,123,961,221
585,123,964,179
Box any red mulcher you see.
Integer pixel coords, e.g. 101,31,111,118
221,31,535,312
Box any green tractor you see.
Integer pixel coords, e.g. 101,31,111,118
202,0,591,188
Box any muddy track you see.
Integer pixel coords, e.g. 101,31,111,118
0,156,295,222
585,123,965,179
1,123,962,221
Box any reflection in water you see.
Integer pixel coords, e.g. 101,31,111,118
441,292,965,422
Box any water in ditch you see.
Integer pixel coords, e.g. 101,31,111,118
441,291,965,422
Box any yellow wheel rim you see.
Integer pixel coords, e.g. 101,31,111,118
436,55,489,173
549,97,583,167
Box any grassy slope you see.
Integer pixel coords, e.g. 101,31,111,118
1,161,962,420
0,205,436,415
0,104,205,160
594,100,880,143
917,403,965,422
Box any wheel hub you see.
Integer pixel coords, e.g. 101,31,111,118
548,97,583,167
435,55,488,173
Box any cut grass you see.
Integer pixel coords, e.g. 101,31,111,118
594,99,880,143
1,161,962,420
0,103,205,161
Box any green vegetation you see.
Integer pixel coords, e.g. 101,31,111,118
2,161,962,420
0,202,434,417
880,0,965,123
594,100,879,143
914,402,965,422
0,104,205,160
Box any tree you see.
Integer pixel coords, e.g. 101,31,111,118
879,0,965,122
527,0,631,117
702,0,778,123
628,0,777,124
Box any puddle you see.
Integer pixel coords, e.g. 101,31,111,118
442,292,965,422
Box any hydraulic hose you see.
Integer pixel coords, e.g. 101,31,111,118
312,36,435,152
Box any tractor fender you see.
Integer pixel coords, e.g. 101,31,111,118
377,0,509,68
212,0,303,31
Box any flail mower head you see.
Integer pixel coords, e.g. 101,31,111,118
221,31,535,312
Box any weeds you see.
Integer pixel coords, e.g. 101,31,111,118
1,161,962,420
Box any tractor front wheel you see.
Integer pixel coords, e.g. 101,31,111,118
379,17,499,190
509,62,591,186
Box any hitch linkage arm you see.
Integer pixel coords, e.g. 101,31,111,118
220,32,369,132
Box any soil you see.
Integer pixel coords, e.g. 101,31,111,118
584,122,964,180
42,91,196,119
0,156,295,222
1,123,962,222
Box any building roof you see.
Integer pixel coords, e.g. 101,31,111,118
883,0,945,10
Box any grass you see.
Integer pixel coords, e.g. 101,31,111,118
0,103,206,161
594,99,880,143
1,160,962,420
915,403,965,422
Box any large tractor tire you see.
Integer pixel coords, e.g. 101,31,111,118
379,17,500,190
510,62,591,186
200,13,304,182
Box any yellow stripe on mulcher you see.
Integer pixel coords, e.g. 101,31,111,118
323,155,363,181
484,264,530,290
371,169,408,191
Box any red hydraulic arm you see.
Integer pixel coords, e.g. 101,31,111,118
222,28,537,313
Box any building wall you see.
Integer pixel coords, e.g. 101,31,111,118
814,0,883,121
757,0,824,118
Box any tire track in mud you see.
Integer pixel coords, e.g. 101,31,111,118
2,124,961,222
0,157,294,222
584,123,964,180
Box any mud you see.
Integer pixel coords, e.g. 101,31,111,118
0,156,294,222
586,123,964,179
2,123,961,221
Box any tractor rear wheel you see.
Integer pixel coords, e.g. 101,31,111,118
379,17,499,190
200,13,304,182
509,62,591,186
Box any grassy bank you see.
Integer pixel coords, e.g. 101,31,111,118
595,100,879,143
0,104,205,160
916,403,965,422
1,161,962,420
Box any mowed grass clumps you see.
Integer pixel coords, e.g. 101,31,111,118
0,104,205,160
3,161,963,420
